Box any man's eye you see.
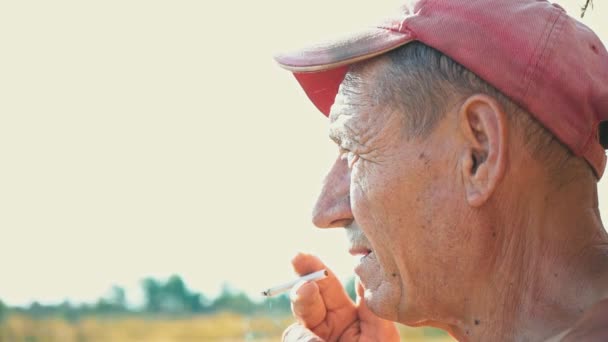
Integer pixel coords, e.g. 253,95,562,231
340,148,359,168
348,153,360,168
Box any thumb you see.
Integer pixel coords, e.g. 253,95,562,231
355,279,380,322
356,279,400,340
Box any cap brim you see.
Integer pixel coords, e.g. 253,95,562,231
274,27,414,115
275,27,414,72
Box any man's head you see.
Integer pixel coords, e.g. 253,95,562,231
276,0,608,331
309,39,602,326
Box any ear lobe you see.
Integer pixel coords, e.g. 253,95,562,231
459,95,507,207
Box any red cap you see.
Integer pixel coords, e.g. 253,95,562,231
274,0,608,178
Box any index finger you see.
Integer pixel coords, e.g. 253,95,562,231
291,253,355,312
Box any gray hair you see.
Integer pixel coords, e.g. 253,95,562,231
354,42,588,180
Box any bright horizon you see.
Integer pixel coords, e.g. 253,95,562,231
0,0,606,308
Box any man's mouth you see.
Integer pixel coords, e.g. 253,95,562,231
351,245,376,279
345,223,374,263
349,246,373,260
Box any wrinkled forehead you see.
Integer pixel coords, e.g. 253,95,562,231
328,61,400,147
327,81,370,144
328,58,388,124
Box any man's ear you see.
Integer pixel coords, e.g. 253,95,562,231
458,94,507,207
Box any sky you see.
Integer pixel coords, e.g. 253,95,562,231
0,0,606,307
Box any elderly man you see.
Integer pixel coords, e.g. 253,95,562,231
274,0,608,341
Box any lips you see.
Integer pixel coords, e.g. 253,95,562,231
349,246,372,257
352,246,376,280
346,224,374,265
349,246,374,264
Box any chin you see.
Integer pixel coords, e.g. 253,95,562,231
362,280,402,322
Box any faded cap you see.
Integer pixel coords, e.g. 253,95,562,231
274,0,608,178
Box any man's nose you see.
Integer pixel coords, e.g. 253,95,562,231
312,157,353,228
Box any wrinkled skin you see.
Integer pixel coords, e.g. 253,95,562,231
283,58,608,341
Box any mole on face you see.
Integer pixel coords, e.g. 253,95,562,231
474,319,480,325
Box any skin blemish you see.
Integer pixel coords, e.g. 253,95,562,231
591,44,598,54
418,152,430,165
474,319,480,325
392,273,397,277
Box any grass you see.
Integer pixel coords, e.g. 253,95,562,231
0,313,455,341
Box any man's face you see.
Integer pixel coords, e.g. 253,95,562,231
313,60,485,323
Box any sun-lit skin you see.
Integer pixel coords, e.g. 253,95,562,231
284,56,608,341
319,59,497,331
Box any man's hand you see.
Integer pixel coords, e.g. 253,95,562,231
282,253,400,342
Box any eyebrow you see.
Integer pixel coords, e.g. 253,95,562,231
328,105,347,146
329,118,361,149
328,125,343,146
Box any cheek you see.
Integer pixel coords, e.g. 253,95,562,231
352,163,415,221
402,173,475,287
350,164,413,258
351,160,451,272
350,164,413,319
350,165,390,232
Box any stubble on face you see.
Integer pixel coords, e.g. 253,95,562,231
330,57,472,325
330,60,412,321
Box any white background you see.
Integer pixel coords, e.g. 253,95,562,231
0,0,605,306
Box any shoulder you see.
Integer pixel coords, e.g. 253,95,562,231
561,299,608,342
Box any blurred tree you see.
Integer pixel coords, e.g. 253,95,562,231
27,301,47,318
162,275,188,313
261,293,291,314
58,300,79,322
185,292,205,313
212,284,256,314
90,285,129,315
76,303,94,316
345,277,356,302
108,285,127,310
0,299,6,322
142,275,204,314
142,278,162,313
199,292,211,313
94,298,114,314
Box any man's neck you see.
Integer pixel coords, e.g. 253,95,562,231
450,175,608,341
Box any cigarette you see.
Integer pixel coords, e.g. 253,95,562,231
261,269,328,297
